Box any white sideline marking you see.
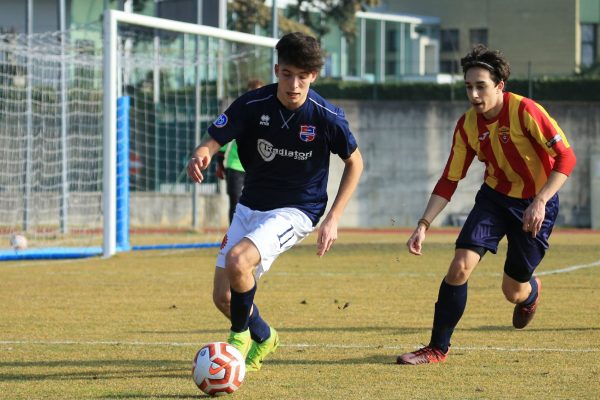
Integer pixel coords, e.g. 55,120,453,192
272,259,600,278
283,343,600,353
0,340,598,353
537,260,600,276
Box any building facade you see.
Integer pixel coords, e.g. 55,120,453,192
2,0,599,80
381,0,600,77
0,0,441,83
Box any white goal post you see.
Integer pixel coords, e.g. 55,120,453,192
0,11,276,260
102,10,278,257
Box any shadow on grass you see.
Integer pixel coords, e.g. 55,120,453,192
0,352,407,384
95,394,206,399
0,359,191,382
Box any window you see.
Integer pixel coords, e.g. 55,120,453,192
581,23,597,68
469,28,488,47
440,60,459,74
157,0,196,24
441,29,459,52
386,28,397,52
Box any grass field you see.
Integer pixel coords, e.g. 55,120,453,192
1,229,599,399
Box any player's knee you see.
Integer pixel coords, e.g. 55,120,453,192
446,259,471,284
225,248,252,279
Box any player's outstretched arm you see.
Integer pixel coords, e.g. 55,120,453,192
407,194,448,256
317,149,363,257
187,137,222,183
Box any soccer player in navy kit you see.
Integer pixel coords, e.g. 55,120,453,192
187,32,363,371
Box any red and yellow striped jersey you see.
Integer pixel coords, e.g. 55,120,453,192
433,92,576,200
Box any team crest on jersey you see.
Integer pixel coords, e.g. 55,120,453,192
260,114,270,126
213,113,228,128
299,125,316,142
499,126,510,143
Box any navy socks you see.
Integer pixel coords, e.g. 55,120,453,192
521,276,539,307
230,283,271,342
230,284,256,333
430,279,468,353
248,304,271,343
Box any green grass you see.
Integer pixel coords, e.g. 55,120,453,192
1,230,599,399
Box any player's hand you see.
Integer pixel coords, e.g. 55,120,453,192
215,162,225,180
316,215,338,257
522,198,546,238
406,226,426,255
187,154,210,183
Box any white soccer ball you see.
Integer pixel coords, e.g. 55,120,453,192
192,342,246,396
10,234,27,250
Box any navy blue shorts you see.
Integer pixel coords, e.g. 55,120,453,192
456,184,559,283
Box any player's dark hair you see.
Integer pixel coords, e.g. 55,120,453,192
276,32,324,72
461,44,511,85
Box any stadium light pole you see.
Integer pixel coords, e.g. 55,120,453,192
271,0,278,83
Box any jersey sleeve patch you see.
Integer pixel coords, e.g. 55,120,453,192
213,113,228,128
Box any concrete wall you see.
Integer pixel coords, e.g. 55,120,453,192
144,99,595,230
326,99,596,228
9,99,585,231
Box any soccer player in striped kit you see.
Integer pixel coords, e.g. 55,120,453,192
188,32,363,371
398,45,576,365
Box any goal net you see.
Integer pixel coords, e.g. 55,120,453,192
0,11,276,260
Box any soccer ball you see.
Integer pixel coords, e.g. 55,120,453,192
10,234,27,250
192,342,246,396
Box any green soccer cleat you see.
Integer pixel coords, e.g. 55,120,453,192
227,329,251,358
246,327,280,372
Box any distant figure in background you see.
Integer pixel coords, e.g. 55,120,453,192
397,44,576,365
216,79,265,223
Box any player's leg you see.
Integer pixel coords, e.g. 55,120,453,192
213,206,257,357
432,248,482,345
503,238,544,329
397,248,481,365
503,192,558,329
398,184,505,365
213,262,271,357
242,207,313,371
213,267,231,318
503,272,542,329
224,238,261,357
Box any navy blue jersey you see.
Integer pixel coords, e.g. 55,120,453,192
207,83,358,225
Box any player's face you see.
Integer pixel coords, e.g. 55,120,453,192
464,67,505,119
275,63,318,110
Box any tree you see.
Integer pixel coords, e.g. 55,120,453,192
229,0,380,41
288,0,380,41
229,0,313,36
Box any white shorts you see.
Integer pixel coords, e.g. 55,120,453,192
216,203,314,280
